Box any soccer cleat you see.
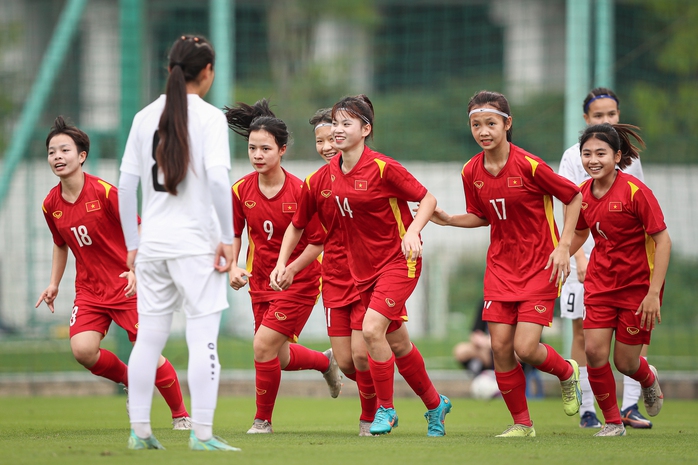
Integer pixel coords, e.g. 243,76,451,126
642,365,663,417
495,423,536,438
247,419,273,434
579,411,603,428
322,348,342,398
593,423,626,437
359,420,374,437
369,406,398,435
189,431,241,451
172,416,192,430
621,404,653,429
560,359,582,416
127,430,165,450
424,395,452,437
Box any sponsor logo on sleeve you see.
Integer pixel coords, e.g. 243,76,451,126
85,200,101,212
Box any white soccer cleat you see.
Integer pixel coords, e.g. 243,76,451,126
322,348,343,398
247,419,273,434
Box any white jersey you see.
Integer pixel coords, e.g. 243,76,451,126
120,94,231,261
558,142,644,282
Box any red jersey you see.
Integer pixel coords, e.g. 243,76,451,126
462,144,580,301
293,145,427,291
41,173,133,308
576,171,667,310
301,167,360,308
232,169,323,304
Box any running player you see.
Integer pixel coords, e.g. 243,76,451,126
559,87,652,429
224,99,342,435
430,90,583,437
119,34,239,451
570,123,668,437
272,94,452,437
37,116,190,431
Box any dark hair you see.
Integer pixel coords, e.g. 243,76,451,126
309,108,332,128
582,87,619,114
579,123,644,170
331,94,374,139
157,34,215,195
467,90,512,142
45,116,90,164
224,98,290,149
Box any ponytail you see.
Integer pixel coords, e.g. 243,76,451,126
224,98,290,149
579,123,645,170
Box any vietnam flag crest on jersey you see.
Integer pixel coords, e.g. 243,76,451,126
507,177,523,188
609,201,622,212
85,200,101,212
355,180,368,191
283,202,297,213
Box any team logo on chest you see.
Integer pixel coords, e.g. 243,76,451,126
355,180,368,191
52,211,63,219
283,203,297,213
474,181,484,189
85,200,101,212
321,189,332,198
581,202,588,210
507,177,523,188
609,201,622,212
245,201,256,209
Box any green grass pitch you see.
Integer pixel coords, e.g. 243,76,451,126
1,395,696,465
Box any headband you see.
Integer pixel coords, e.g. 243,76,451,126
468,108,510,119
314,123,332,131
584,94,618,113
336,107,370,125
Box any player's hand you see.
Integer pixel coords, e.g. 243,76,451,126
428,206,451,226
35,285,59,313
126,249,138,271
214,242,235,273
270,264,296,291
545,244,571,286
119,270,137,298
401,231,423,260
636,293,661,330
229,266,252,290
576,254,588,282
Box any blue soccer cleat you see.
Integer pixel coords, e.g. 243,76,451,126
580,411,603,428
424,395,452,437
621,404,652,429
127,430,165,450
189,431,241,451
370,406,398,435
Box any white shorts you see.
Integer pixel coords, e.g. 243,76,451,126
560,280,585,320
136,254,228,318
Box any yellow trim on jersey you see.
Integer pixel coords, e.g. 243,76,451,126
645,233,656,283
389,197,417,278
305,169,320,189
246,232,255,273
524,155,539,176
373,158,387,178
97,179,112,198
232,179,245,200
628,181,640,201
579,179,590,189
461,158,473,176
544,194,558,247
41,202,47,213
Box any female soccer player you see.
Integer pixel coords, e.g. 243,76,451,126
224,99,342,435
430,90,582,437
118,35,239,451
559,88,651,429
271,108,376,436
570,123,668,437
37,116,190,431
272,95,452,437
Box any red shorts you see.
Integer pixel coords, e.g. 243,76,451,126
358,271,415,333
325,300,366,337
482,299,556,327
69,299,138,342
584,305,651,345
253,299,315,342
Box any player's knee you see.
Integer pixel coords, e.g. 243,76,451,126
71,345,99,367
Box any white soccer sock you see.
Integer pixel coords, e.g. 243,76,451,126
186,311,223,441
620,357,645,411
128,313,173,434
579,365,596,415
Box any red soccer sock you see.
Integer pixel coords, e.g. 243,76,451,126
355,369,377,422
587,362,622,424
254,358,281,423
284,344,331,372
535,343,573,380
628,357,655,388
395,344,440,410
344,370,357,382
495,364,531,426
88,349,127,385
155,359,189,418
368,353,395,409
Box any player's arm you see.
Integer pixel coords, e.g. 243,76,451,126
563,201,589,281
273,243,324,291
228,236,251,290
35,243,69,313
429,207,489,228
402,191,437,259
208,166,235,273
546,192,582,285
270,223,305,291
636,229,671,330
